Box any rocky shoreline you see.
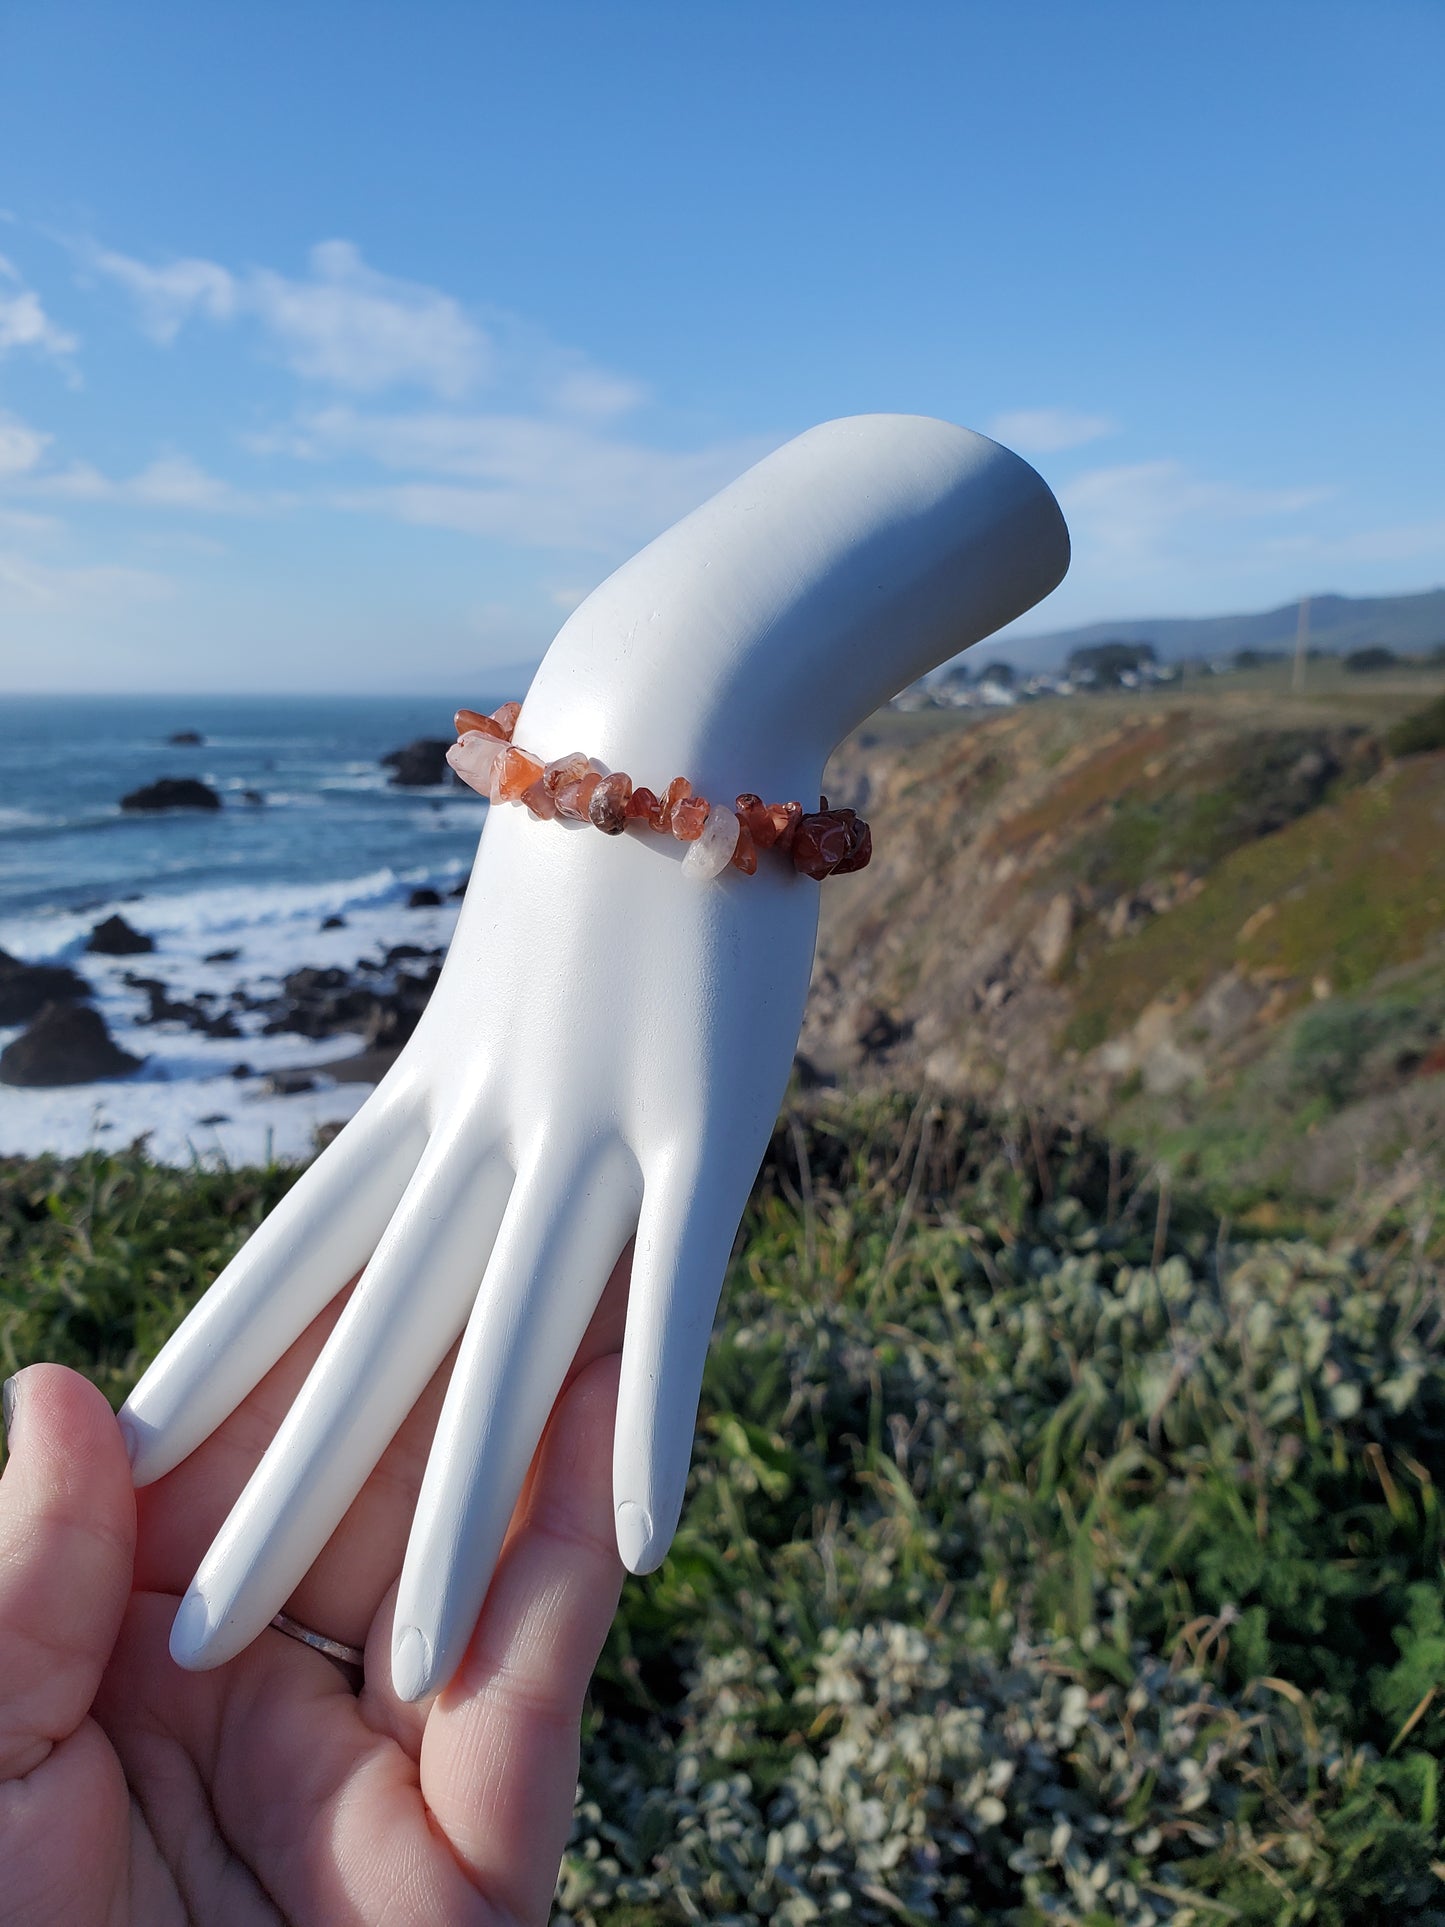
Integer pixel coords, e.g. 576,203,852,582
0,890,463,1091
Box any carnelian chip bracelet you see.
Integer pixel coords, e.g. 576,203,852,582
447,704,872,882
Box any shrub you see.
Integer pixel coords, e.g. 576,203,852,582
1388,693,1445,759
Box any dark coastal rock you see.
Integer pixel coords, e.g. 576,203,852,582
449,872,471,898
381,739,454,787
284,966,349,997
266,1069,319,1096
0,948,90,1025
0,1002,144,1086
167,729,204,746
251,953,443,1056
122,971,242,1037
87,914,155,956
242,790,265,806
121,777,223,813
205,947,241,964
407,886,442,908
321,914,347,930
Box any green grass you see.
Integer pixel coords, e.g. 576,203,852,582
5,1100,1445,1921
1064,752,1445,1053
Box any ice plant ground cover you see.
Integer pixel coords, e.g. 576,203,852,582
2,1095,1444,1923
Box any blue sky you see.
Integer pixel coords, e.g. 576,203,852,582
0,0,1441,693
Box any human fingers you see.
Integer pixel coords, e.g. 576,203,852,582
0,1367,135,1781
612,1141,753,1573
121,1084,428,1485
391,1137,641,1700
168,1135,514,1672
421,1353,626,1926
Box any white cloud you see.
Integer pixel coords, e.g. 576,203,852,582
307,406,774,551
0,413,51,477
0,551,173,609
0,255,78,361
92,238,489,396
247,240,487,396
127,455,254,512
1060,459,1329,578
17,450,261,515
87,247,236,343
1256,517,1445,568
549,365,649,420
988,407,1117,455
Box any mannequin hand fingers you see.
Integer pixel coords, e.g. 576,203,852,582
169,1137,515,1672
613,1146,753,1575
391,1138,641,1701
120,1089,428,1486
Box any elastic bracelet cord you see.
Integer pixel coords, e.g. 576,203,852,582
447,704,872,882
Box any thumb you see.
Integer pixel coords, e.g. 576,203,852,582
0,1366,136,1779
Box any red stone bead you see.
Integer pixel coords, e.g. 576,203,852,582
662,776,692,829
455,707,506,740
492,702,523,740
792,809,857,879
768,800,803,852
554,771,601,820
493,745,544,802
588,771,633,834
522,778,556,820
735,792,777,849
834,820,872,873
627,785,666,829
671,794,710,841
542,752,590,796
730,818,758,874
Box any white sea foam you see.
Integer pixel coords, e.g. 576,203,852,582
0,863,468,1165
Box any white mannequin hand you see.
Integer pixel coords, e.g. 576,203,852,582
118,416,1068,1700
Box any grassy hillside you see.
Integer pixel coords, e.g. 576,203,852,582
4,1106,1445,1922
811,663,1445,1224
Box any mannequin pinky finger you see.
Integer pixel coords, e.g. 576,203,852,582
612,1148,751,1576
119,1084,430,1486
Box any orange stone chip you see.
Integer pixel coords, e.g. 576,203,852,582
735,792,777,849
767,800,803,852
455,707,506,740
730,818,758,874
588,771,633,834
542,751,590,795
555,771,601,820
522,778,556,820
492,702,523,740
493,745,544,801
627,785,666,830
671,794,710,841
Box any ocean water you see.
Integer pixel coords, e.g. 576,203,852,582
0,694,504,1163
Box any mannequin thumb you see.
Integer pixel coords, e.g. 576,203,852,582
0,1366,136,1779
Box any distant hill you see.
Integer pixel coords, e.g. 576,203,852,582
969,586,1445,674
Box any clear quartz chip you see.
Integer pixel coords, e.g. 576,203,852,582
682,804,741,880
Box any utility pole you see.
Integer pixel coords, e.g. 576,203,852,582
1292,595,1310,693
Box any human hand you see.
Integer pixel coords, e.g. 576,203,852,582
118,415,1069,1701
0,1316,627,1925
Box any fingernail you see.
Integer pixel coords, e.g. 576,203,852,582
392,1624,433,1702
1,1375,17,1448
116,1413,140,1472
615,1500,657,1572
169,1591,212,1669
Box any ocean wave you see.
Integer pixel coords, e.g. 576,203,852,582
0,805,126,838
